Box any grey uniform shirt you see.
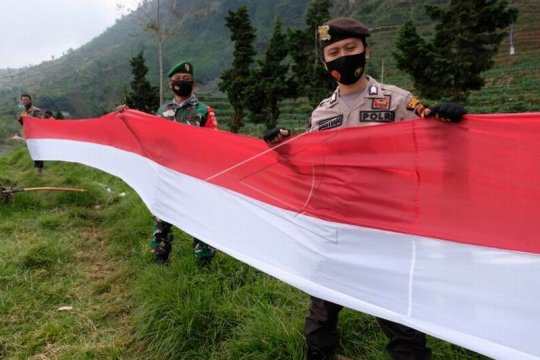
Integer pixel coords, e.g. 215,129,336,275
310,76,425,131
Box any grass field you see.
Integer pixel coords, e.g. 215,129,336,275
0,145,493,359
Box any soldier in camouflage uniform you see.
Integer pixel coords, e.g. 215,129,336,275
264,17,465,360
152,61,218,265
18,94,44,173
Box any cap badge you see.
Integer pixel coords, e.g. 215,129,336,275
318,25,331,41
185,63,190,73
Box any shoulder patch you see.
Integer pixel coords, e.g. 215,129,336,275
406,97,421,110
205,106,218,129
406,96,427,118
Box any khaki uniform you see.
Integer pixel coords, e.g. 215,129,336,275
305,76,431,360
310,76,425,131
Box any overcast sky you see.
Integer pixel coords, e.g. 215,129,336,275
0,0,142,69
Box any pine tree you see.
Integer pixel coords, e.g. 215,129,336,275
394,0,518,102
244,18,291,129
219,6,256,133
288,0,334,107
123,51,159,113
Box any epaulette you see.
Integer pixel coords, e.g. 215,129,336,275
317,98,331,108
317,91,339,109
380,84,410,97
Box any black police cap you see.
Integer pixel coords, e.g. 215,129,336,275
317,17,371,49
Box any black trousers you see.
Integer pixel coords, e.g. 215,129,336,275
305,297,432,360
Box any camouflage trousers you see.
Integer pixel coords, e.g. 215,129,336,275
151,218,215,264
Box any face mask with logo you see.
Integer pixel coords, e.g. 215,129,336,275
324,51,366,85
171,80,194,97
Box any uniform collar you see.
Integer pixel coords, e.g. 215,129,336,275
173,93,199,107
333,76,384,102
22,105,37,114
329,88,340,106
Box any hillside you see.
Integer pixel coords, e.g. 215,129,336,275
0,0,312,122
0,0,538,138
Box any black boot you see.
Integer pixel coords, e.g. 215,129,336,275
307,347,335,360
153,239,172,264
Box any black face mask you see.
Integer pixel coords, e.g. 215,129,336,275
324,52,366,85
171,80,193,97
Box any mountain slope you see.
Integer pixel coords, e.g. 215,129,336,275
0,0,538,138
0,0,310,120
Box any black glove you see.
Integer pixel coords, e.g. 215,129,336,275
263,127,290,143
429,103,466,123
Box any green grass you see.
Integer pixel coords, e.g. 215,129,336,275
1,147,490,359
0,149,135,359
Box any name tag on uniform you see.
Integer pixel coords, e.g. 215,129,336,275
359,111,395,123
318,115,343,130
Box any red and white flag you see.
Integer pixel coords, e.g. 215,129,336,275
24,110,540,359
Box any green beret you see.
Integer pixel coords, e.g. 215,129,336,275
167,61,194,77
317,17,370,49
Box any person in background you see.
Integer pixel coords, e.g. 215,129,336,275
18,93,45,174
264,17,465,360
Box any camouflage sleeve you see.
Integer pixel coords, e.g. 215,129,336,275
155,104,165,117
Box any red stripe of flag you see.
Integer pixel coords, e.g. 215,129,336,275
23,110,540,254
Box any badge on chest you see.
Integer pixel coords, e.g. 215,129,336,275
372,96,391,110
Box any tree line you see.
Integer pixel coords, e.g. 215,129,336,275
123,0,517,133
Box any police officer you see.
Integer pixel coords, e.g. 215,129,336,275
152,61,219,265
264,17,465,360
18,93,45,173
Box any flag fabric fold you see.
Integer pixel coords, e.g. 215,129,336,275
24,110,540,359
